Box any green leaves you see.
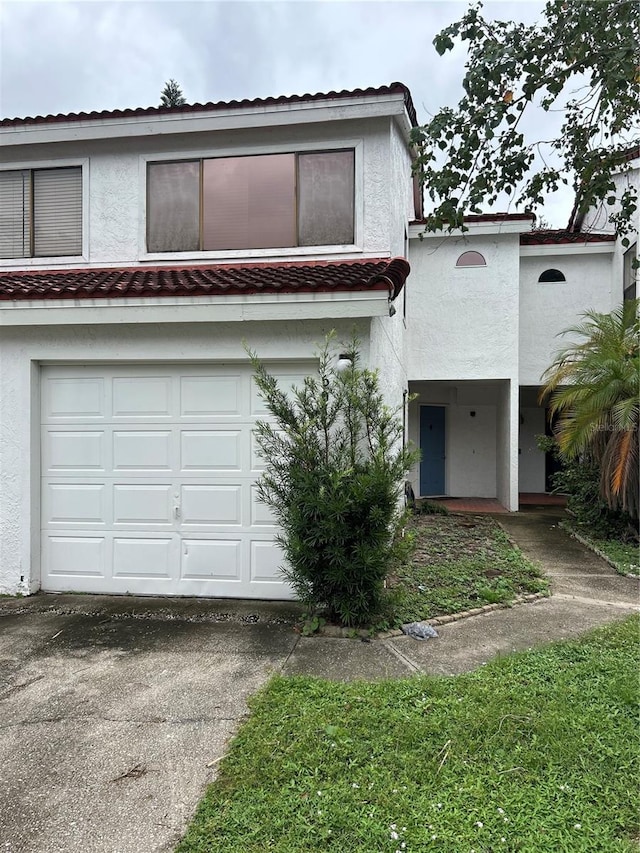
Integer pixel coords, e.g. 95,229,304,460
413,0,639,234
541,300,640,520
247,335,420,627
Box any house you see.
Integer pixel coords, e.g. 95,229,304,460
0,84,637,600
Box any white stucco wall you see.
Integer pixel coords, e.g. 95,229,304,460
369,311,407,413
581,162,640,234
406,233,521,382
389,120,414,259
519,251,615,385
0,317,372,596
579,162,639,304
448,404,497,497
1,116,406,270
496,380,518,510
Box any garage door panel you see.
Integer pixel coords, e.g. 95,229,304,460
181,539,242,581
180,375,242,417
250,372,308,415
44,430,106,472
113,537,175,579
251,485,276,526
112,376,173,418
181,430,241,471
41,364,298,599
113,484,173,525
46,536,106,578
43,377,105,420
250,540,286,583
113,430,173,471
181,484,242,526
44,484,106,526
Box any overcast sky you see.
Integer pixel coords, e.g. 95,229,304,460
0,0,576,226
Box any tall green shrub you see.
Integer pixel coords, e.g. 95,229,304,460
537,435,636,541
540,300,639,520
247,335,419,627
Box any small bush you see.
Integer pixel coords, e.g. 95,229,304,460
537,436,636,541
416,499,450,515
247,335,420,627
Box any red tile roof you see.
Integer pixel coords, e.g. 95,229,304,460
411,213,534,226
0,258,410,303
618,143,640,163
1,83,418,130
520,230,617,245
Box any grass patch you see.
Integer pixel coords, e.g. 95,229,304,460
176,617,640,853
561,521,639,576
591,539,639,575
384,514,549,624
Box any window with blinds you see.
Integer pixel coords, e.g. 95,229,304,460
0,167,82,259
147,149,355,253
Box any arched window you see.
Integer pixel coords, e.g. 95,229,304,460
538,268,566,283
455,250,486,267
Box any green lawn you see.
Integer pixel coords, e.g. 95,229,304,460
176,617,639,853
563,523,639,576
384,513,549,624
592,538,639,576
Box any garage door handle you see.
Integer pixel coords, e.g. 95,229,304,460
174,505,181,519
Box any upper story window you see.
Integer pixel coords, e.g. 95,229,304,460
538,268,566,282
0,167,82,259
147,149,355,253
623,243,637,301
456,250,486,267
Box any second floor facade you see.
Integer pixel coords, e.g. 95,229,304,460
1,84,637,388
0,85,416,271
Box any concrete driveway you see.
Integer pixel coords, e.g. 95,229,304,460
1,510,638,852
0,598,302,853
0,596,410,853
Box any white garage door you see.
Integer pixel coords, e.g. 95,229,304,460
41,364,310,599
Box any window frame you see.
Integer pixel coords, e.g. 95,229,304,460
139,139,364,261
0,158,88,267
538,268,567,283
455,250,487,268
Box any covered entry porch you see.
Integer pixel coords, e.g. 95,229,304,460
407,379,518,511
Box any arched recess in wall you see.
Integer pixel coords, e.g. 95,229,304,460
538,268,566,282
455,250,486,267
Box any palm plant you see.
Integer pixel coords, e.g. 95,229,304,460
540,299,639,521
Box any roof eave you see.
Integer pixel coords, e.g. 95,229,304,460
409,216,533,238
1,91,416,147
520,241,616,257
0,289,393,327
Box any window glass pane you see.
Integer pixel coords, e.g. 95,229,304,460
147,161,200,252
538,268,566,283
298,150,354,246
34,167,82,257
0,170,31,258
455,251,486,267
202,154,296,250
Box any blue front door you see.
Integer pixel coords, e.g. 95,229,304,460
420,405,446,495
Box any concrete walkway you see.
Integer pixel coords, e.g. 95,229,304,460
0,508,638,852
287,506,639,679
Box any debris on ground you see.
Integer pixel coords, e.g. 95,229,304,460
401,622,439,640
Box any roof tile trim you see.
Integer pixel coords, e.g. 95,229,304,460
1,83,418,130
410,213,534,226
0,257,411,303
520,230,617,245
618,143,640,163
